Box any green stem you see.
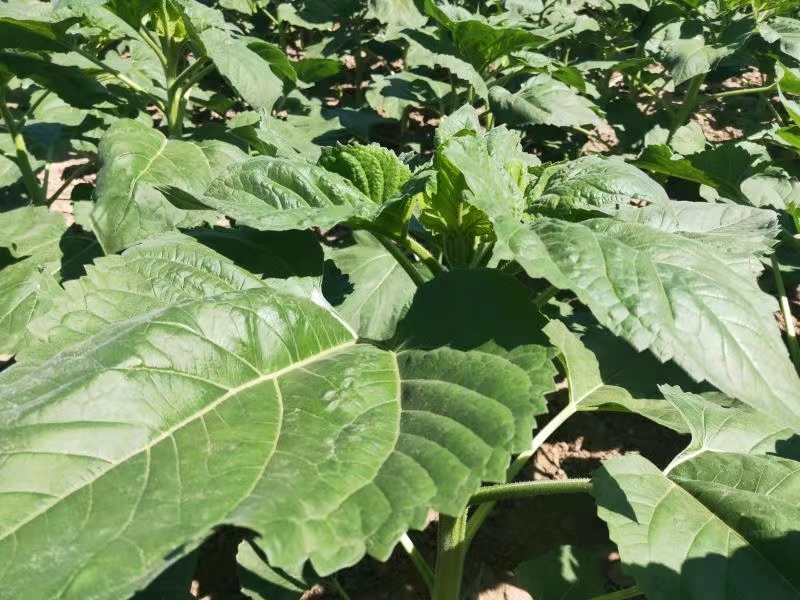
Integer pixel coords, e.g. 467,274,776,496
138,26,168,67
73,47,165,109
374,233,428,287
172,58,212,93
772,254,800,372
165,58,211,137
588,586,643,600
405,236,446,277
400,533,435,595
703,83,776,100
668,74,705,142
533,285,559,308
432,512,469,600
465,402,577,544
0,93,43,204
469,478,592,504
327,576,353,600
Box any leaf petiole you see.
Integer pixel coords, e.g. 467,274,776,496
469,478,592,504
400,533,435,595
0,91,44,204
771,254,800,372
587,585,643,600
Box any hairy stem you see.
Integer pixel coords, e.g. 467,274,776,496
432,512,469,600
669,74,705,142
138,26,168,67
704,83,776,100
374,233,428,287
772,254,800,372
465,402,577,543
588,586,642,600
469,478,592,504
400,533,435,595
0,93,43,204
405,236,446,277
533,285,559,308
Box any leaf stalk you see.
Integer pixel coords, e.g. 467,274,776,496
400,533,435,595
771,254,800,372
469,478,592,504
0,92,44,205
588,585,642,600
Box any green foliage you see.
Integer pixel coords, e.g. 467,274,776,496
2,0,800,598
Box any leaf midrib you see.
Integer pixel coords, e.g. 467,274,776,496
1,338,358,543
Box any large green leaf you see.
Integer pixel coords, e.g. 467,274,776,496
760,17,800,62
605,201,778,275
324,231,417,340
0,237,541,598
489,74,600,128
197,28,282,111
493,216,800,429
422,3,544,71
594,454,800,600
404,30,489,100
164,156,377,231
0,16,76,52
0,206,101,356
661,37,736,86
544,320,635,413
0,51,110,108
394,268,556,431
528,156,668,211
516,545,612,600
90,119,247,253
661,385,800,464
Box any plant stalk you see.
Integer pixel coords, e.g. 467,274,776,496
772,254,800,372
432,512,469,600
465,402,577,543
374,233,428,287
405,236,446,277
704,83,776,100
668,74,705,143
400,533,435,595
0,93,43,204
588,586,642,600
469,478,592,504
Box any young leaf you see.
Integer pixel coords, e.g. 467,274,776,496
317,143,411,204
494,216,800,429
594,454,800,600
